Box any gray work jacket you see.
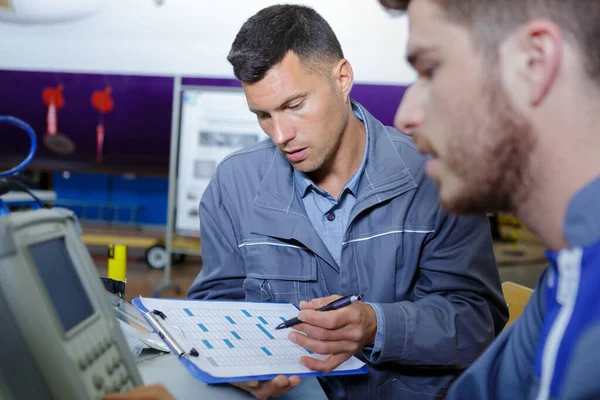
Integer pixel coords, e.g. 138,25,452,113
189,102,508,399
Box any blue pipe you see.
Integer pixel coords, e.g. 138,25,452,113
0,116,38,177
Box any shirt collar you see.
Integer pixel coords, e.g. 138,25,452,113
563,174,600,248
294,100,369,199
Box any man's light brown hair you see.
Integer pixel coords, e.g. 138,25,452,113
380,0,600,83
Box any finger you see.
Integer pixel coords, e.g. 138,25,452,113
230,380,260,390
293,322,335,341
300,353,352,373
103,384,174,400
271,375,291,388
289,331,358,355
298,307,355,330
299,295,342,310
288,375,302,387
270,375,302,397
293,321,364,343
254,375,295,399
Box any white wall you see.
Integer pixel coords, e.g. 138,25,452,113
0,0,415,85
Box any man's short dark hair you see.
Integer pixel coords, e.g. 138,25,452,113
227,4,344,83
380,0,600,84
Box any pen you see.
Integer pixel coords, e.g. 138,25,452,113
275,294,363,330
145,311,187,358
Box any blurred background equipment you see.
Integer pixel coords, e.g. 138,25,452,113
0,0,544,303
0,208,143,399
0,115,143,399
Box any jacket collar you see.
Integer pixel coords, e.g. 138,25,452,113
253,100,415,213
563,174,600,248
249,100,417,267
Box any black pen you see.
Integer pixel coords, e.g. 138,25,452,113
275,294,364,330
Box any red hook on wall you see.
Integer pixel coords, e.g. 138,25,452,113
91,86,114,164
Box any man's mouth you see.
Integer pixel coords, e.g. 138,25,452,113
412,134,438,158
285,148,305,154
412,134,442,180
284,147,307,162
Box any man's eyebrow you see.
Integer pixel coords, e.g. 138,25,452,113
249,92,308,114
249,107,265,115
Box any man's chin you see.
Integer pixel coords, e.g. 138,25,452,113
293,162,311,173
292,160,319,174
439,191,511,215
439,196,467,215
439,185,483,215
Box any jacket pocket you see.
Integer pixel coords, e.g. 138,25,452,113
242,243,317,304
377,377,448,400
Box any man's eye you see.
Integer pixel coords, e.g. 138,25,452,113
420,65,437,79
288,101,303,110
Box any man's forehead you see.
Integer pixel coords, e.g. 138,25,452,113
405,23,443,57
405,1,464,56
407,0,445,22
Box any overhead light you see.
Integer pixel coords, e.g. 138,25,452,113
0,0,13,11
0,0,107,25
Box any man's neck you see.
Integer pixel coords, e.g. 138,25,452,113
514,132,600,251
309,110,366,198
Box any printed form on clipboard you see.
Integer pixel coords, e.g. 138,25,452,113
132,297,368,384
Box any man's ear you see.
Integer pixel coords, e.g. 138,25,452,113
508,19,561,107
331,59,354,100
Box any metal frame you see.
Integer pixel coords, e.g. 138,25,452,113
152,75,185,297
152,80,255,297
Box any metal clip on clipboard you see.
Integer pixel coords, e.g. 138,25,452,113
144,310,189,359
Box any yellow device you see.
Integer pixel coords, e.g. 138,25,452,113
108,244,127,282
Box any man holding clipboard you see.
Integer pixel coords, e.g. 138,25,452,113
188,4,508,400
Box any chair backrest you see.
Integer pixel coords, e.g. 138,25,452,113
502,281,534,327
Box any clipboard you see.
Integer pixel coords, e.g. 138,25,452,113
132,297,368,384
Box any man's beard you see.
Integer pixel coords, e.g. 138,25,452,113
442,78,536,214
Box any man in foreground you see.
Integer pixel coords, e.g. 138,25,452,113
381,0,600,398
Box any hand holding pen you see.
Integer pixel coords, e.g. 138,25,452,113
276,294,363,330
283,294,378,374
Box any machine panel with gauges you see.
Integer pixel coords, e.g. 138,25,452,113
0,207,143,399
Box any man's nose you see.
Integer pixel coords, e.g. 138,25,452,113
395,84,425,136
271,115,296,145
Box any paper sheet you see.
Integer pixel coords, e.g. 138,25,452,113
138,297,366,379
